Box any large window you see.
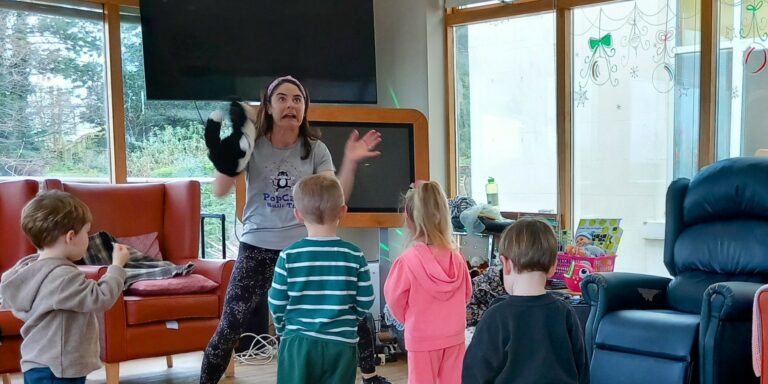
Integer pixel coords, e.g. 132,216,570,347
120,8,237,258
450,0,708,276
0,0,109,180
454,13,558,213
716,0,768,158
571,0,700,274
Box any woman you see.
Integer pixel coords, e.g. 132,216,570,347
200,76,386,383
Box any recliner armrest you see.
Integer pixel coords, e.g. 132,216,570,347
581,272,672,359
703,281,761,321
582,272,671,312
699,281,762,384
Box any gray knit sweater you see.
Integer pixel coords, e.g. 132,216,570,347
0,255,125,378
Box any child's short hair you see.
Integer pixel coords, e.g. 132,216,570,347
21,190,92,249
499,218,558,273
293,174,344,225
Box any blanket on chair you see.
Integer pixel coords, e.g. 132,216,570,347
86,231,195,288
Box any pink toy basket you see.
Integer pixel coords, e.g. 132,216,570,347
553,252,617,281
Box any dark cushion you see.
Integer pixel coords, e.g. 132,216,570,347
590,349,691,384
595,309,699,360
668,271,767,314
665,178,690,276
674,220,768,275
683,157,768,226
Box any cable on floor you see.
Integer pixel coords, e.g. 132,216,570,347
233,333,279,365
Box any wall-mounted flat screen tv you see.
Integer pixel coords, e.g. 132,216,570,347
139,0,377,103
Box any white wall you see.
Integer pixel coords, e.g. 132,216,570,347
373,0,447,185
341,0,446,258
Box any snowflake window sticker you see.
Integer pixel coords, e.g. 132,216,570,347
575,85,589,108
741,0,768,75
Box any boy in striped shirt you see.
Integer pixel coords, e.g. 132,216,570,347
268,174,374,384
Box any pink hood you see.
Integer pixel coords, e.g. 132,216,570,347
384,242,472,351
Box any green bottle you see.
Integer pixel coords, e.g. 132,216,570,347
485,177,499,207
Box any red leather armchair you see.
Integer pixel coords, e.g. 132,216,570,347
0,180,39,383
757,289,768,384
44,179,235,383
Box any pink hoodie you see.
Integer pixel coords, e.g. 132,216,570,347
384,242,472,352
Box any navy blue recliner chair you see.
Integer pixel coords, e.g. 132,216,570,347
582,157,768,384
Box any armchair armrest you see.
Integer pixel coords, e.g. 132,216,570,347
581,272,671,358
700,281,762,384
76,265,129,363
703,281,761,321
582,272,672,312
184,258,235,315
185,259,235,285
77,265,109,280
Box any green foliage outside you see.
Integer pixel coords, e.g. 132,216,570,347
455,25,472,197
0,5,238,258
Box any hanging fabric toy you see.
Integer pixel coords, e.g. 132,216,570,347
204,101,258,177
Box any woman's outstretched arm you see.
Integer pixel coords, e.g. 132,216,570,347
333,129,382,202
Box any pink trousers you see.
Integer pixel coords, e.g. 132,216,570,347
407,343,465,384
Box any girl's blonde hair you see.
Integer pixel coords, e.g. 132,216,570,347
404,181,457,250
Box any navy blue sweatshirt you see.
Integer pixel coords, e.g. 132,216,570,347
462,293,589,384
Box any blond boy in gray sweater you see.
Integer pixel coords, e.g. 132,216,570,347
0,190,129,383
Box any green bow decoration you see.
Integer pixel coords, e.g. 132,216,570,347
589,33,613,51
747,0,763,14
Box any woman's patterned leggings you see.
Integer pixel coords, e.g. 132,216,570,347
199,242,378,383
200,243,279,384
357,316,377,375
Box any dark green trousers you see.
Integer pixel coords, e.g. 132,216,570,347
277,334,358,384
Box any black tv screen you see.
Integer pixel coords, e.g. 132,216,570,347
313,122,414,212
139,0,377,103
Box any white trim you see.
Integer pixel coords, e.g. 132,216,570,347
287,276,357,282
445,0,498,8
286,261,359,268
299,331,358,343
295,315,358,323
268,298,288,305
287,290,357,296
286,304,352,310
283,247,363,256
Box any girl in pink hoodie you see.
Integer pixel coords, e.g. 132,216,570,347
384,181,472,384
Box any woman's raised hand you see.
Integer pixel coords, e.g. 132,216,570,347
344,129,382,164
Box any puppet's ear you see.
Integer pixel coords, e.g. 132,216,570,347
242,102,260,121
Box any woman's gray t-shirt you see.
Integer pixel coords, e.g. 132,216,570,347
241,137,335,250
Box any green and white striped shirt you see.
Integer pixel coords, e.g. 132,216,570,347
268,237,374,344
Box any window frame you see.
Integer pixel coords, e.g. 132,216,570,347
445,0,718,231
1,0,721,233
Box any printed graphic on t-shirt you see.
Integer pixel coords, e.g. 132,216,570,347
263,164,298,209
